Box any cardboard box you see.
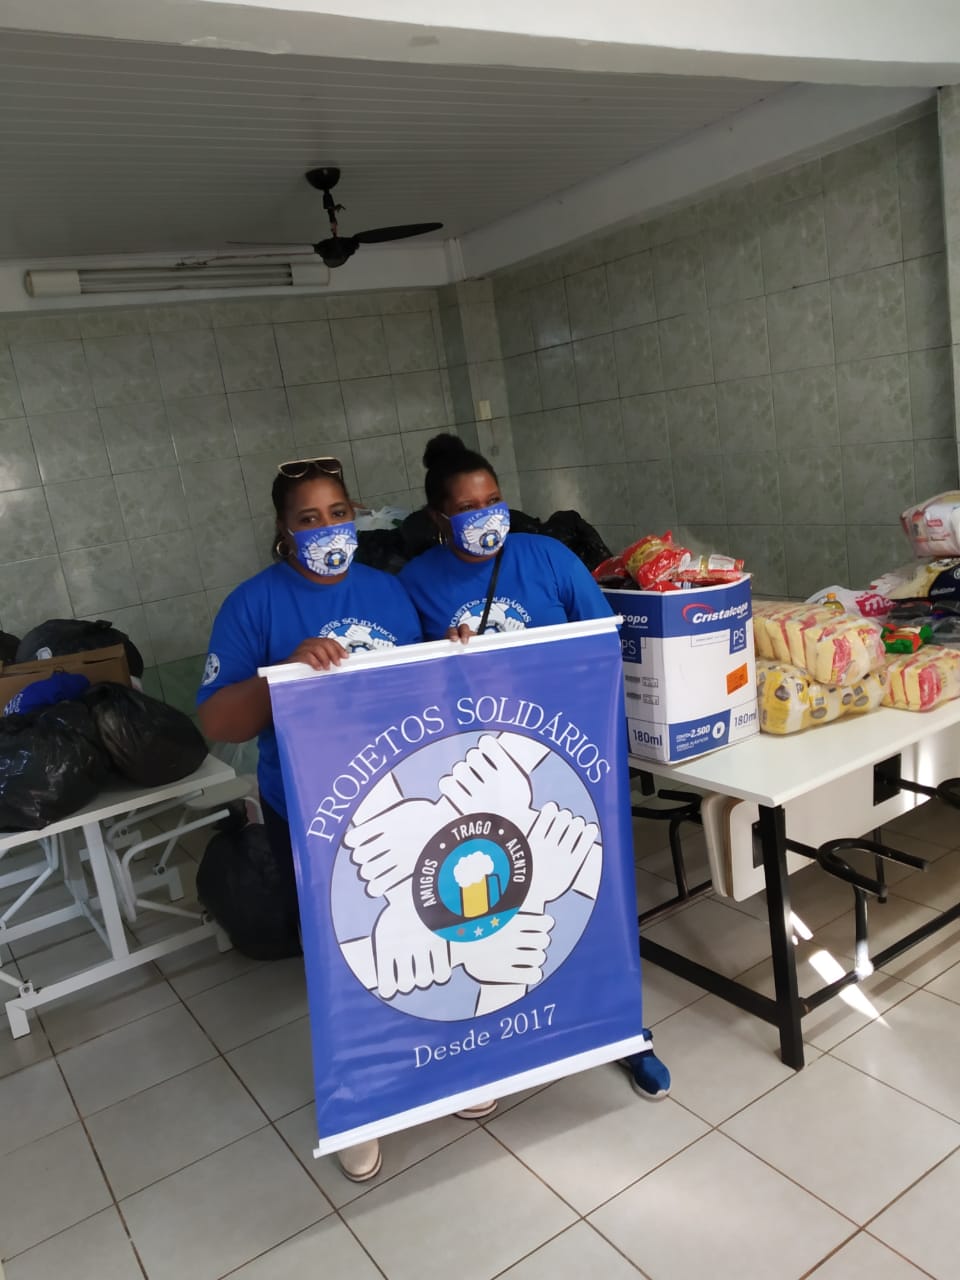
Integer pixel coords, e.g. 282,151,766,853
0,644,130,710
603,577,759,764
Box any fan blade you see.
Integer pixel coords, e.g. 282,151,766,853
353,222,443,245
227,240,313,248
201,252,319,263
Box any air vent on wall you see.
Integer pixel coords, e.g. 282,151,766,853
24,261,329,298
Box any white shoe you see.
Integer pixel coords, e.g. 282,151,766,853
337,1138,382,1182
455,1099,498,1119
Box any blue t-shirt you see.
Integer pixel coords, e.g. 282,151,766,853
197,561,422,817
399,533,612,640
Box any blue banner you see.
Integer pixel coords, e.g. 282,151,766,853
266,621,645,1155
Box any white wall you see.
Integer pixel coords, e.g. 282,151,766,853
3,0,959,84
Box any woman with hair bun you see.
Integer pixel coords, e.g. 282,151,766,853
400,433,672,1102
400,433,610,641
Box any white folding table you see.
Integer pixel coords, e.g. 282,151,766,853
631,700,960,1068
0,755,237,1038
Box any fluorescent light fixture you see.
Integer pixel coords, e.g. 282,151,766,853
24,260,329,298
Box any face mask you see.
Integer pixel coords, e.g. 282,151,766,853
446,502,511,558
287,521,358,576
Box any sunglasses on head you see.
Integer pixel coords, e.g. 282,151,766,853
277,456,344,480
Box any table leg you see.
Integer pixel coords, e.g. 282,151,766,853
758,803,804,1069
82,819,130,961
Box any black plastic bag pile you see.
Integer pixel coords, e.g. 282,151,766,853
0,682,208,831
16,618,145,677
0,631,19,664
355,506,610,574
0,702,113,830
84,684,208,787
197,814,301,960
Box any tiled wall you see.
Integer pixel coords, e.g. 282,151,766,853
493,113,956,597
941,87,960,450
1,109,957,714
0,289,454,706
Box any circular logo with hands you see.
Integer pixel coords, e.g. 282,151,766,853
330,731,603,1021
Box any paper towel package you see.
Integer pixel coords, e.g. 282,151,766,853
603,577,759,763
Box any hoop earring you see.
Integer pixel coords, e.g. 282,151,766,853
274,535,290,559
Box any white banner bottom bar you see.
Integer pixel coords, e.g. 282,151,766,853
313,1032,649,1157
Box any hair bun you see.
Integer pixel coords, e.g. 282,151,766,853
422,432,467,471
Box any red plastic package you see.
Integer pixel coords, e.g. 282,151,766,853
591,554,628,584
622,532,691,588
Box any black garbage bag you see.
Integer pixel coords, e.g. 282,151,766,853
541,510,612,571
399,507,436,560
0,631,19,664
83,683,207,786
197,822,301,960
509,509,543,536
16,618,145,678
0,702,112,830
356,528,408,575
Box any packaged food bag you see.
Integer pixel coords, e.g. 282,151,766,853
872,560,960,601
883,647,960,711
807,586,894,619
901,493,960,558
753,603,836,665
622,532,691,588
753,602,885,686
757,660,885,734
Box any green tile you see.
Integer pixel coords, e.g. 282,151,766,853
158,654,207,714
139,666,163,701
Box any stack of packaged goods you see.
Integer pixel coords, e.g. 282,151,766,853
593,531,743,591
752,602,887,734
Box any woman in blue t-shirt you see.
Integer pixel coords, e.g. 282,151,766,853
400,435,612,640
401,434,671,1104
197,456,454,1184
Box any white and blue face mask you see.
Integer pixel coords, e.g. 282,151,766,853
288,521,358,577
446,502,511,558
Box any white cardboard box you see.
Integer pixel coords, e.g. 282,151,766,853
604,577,759,763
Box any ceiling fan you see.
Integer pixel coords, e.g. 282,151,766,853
225,167,443,268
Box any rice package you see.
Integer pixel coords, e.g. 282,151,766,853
757,660,885,734
872,559,960,601
883,646,960,711
901,492,960,558
753,602,885,687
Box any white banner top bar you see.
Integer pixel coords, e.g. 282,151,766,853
259,615,622,685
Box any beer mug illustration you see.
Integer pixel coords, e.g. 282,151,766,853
453,850,503,918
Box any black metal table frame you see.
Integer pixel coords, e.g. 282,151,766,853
637,783,960,1071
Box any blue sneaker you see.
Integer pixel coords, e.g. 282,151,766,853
621,1029,671,1099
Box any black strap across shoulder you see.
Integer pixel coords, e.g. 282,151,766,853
477,548,505,635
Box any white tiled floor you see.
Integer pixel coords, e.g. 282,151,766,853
3,801,960,1278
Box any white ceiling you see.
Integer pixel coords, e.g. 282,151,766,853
0,29,786,261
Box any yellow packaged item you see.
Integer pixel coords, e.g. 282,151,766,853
757,660,886,734
883,646,960,711
753,602,885,687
